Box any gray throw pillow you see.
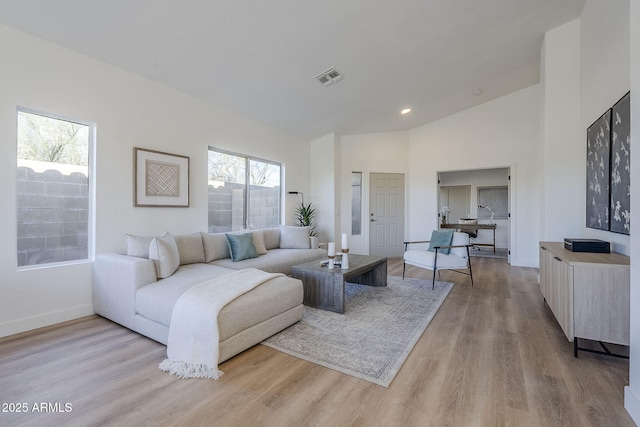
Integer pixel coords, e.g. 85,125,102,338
225,233,259,262
428,229,454,255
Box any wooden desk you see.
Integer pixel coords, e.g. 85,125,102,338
440,223,497,253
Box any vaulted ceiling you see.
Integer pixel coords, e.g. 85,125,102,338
0,0,585,139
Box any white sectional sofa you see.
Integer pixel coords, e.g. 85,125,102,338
93,226,325,363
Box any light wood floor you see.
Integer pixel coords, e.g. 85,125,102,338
0,257,634,427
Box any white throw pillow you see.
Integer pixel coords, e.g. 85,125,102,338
149,234,180,278
279,225,311,249
126,232,167,258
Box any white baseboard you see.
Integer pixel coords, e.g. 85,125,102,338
511,258,539,268
0,304,94,338
625,386,640,424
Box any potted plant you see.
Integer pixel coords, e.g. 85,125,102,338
294,202,319,248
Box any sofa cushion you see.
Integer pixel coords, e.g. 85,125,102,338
262,227,280,250
226,233,259,262
134,263,302,342
126,232,167,258
404,249,468,269
211,247,326,275
252,230,268,255
279,225,311,249
450,232,470,258
174,233,205,265
135,263,233,327
149,234,180,278
201,232,231,262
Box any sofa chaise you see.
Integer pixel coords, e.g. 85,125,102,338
93,226,326,363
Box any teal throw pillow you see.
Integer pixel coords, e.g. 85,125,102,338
428,229,454,255
225,233,259,262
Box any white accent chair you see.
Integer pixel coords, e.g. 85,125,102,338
402,231,474,289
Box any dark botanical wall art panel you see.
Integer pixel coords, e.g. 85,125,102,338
586,109,611,231
610,92,631,234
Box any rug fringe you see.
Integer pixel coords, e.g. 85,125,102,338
159,359,224,379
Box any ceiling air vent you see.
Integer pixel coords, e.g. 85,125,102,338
316,68,343,87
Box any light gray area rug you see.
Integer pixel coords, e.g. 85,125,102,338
470,247,508,259
261,276,453,387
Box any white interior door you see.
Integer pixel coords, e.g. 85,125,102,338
369,173,405,257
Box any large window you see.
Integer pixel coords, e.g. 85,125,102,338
207,148,281,232
16,110,93,267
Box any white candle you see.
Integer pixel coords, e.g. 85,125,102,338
341,233,348,250
327,242,336,256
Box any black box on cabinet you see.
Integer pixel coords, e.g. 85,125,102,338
564,238,610,253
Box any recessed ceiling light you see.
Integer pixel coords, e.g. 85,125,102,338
401,108,412,115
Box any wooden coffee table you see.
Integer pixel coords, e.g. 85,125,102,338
291,254,387,314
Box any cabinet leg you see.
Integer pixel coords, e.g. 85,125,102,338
573,337,628,359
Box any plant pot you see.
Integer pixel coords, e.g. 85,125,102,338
310,236,319,249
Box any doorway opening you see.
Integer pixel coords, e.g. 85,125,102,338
438,167,511,263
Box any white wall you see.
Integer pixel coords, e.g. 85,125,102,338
580,0,631,255
339,131,409,255
408,85,541,267
574,0,634,420
0,24,309,337
309,133,339,243
540,19,582,241
625,0,639,423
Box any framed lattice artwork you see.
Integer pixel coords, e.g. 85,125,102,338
134,147,189,207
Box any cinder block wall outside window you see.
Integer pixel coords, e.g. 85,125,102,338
17,163,88,266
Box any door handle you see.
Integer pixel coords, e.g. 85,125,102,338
370,219,377,222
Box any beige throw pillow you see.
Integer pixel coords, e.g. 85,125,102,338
252,230,268,255
262,227,281,250
201,232,231,263
174,233,205,265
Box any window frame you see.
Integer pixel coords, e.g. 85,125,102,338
351,171,363,235
16,107,96,270
207,147,283,231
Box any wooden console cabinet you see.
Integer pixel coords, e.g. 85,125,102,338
539,242,630,356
